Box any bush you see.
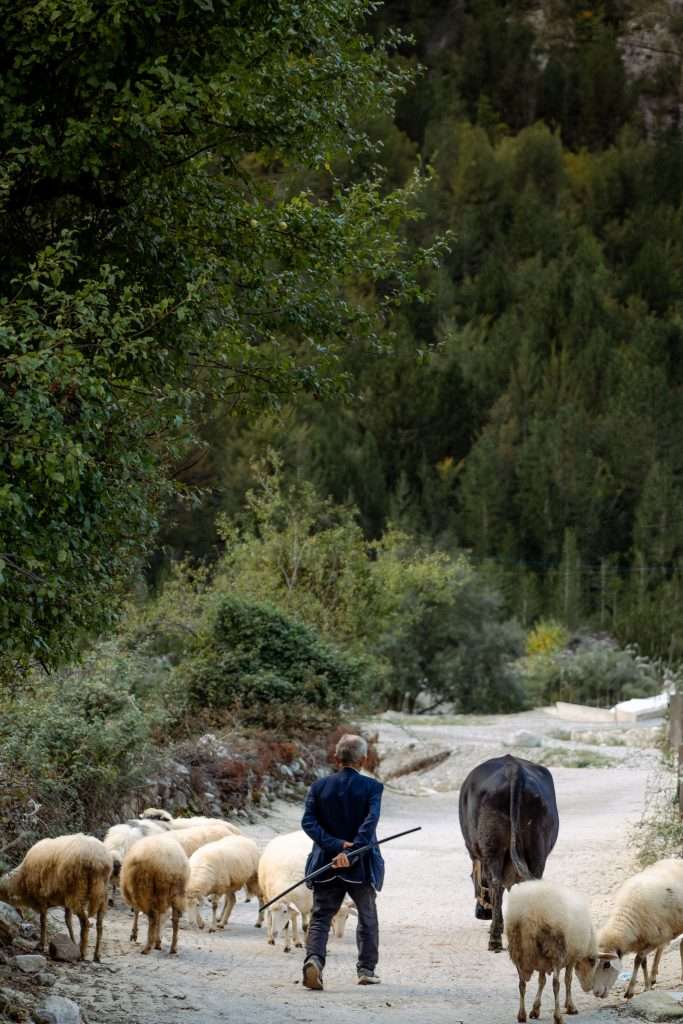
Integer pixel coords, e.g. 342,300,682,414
0,644,168,838
526,619,569,656
518,639,664,708
182,596,370,723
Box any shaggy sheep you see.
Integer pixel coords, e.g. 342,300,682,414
505,880,598,1024
595,857,683,999
141,808,241,834
331,897,358,939
186,835,260,932
258,831,313,952
0,834,113,961
103,819,170,888
120,834,190,955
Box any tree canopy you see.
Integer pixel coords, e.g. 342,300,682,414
0,0,436,679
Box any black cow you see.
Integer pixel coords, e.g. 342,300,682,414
458,754,559,951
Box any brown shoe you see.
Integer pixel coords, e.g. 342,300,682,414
303,959,324,991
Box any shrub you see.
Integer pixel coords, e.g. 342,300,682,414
518,639,664,707
526,619,569,656
182,596,370,723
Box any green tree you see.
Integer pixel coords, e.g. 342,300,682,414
0,0,437,680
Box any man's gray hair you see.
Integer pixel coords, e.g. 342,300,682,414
335,733,368,766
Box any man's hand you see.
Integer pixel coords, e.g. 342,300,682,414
331,841,353,869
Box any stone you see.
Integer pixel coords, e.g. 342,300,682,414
505,730,543,748
0,902,22,944
31,996,81,1024
48,934,80,963
10,954,47,974
628,990,683,1021
0,985,32,1022
36,973,57,987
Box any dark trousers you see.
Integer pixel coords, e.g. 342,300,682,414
305,879,379,972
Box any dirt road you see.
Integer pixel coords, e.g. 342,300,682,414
54,712,668,1024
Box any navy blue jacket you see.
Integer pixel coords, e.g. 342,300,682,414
301,768,385,891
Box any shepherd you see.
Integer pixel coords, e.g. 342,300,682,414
301,732,384,990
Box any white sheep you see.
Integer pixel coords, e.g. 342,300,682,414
141,808,241,834
331,897,358,939
0,833,113,961
257,830,354,952
186,835,260,932
595,857,683,999
169,822,238,858
505,880,599,1024
120,834,190,955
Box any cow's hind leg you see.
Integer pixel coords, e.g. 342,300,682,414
488,881,504,951
530,972,546,1019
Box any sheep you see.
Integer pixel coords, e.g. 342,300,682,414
332,897,358,939
258,831,313,952
186,835,260,932
141,808,241,834
168,823,238,858
594,857,683,999
120,834,190,955
505,880,599,1024
0,834,112,961
103,819,170,892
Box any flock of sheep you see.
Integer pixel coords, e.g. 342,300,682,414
505,857,683,1023
0,808,354,961
3,806,683,1022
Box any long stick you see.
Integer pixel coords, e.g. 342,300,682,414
259,825,422,912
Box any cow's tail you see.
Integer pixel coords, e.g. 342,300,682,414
507,759,532,881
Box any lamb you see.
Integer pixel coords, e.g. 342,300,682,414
594,857,683,999
331,897,358,939
120,834,190,955
141,808,241,834
257,830,314,952
186,835,260,932
0,834,113,961
505,880,599,1024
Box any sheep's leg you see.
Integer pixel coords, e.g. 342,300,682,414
194,900,205,930
77,913,89,961
626,954,643,999
517,968,527,1023
564,964,577,1014
93,907,104,963
155,911,166,949
64,908,75,943
290,907,303,949
218,891,235,929
552,968,563,1024
209,898,219,933
530,971,546,1019
641,953,650,990
255,901,264,928
266,910,275,945
39,911,47,953
679,937,683,981
651,946,663,988
142,911,156,955
169,906,180,955
302,911,310,934
130,909,139,942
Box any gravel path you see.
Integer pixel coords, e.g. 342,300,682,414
50,712,674,1024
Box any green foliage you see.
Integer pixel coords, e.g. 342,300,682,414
0,642,169,834
526,619,570,656
518,640,665,707
0,0,440,679
182,595,369,722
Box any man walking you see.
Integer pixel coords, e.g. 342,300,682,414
301,733,384,990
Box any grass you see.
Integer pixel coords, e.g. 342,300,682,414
535,746,617,769
631,756,683,866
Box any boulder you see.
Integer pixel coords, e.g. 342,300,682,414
628,990,683,1021
0,985,32,1022
10,954,47,974
48,934,80,963
36,973,57,987
505,730,543,748
0,903,22,944
32,996,81,1024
